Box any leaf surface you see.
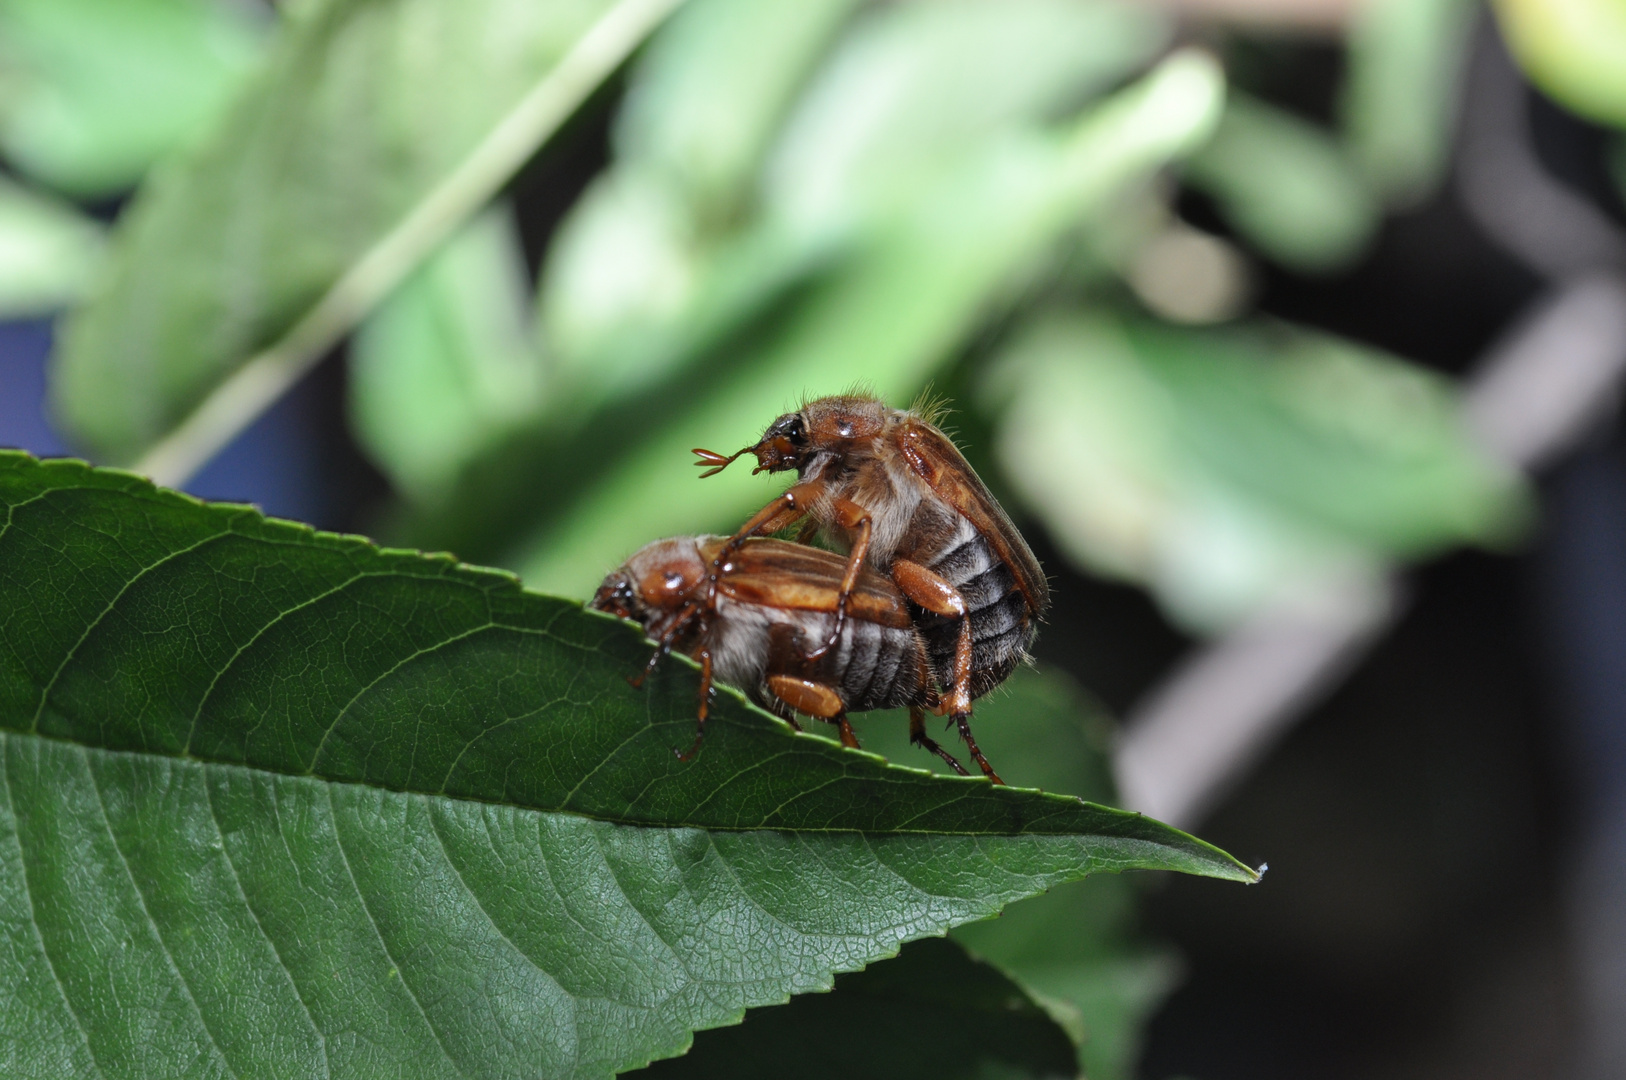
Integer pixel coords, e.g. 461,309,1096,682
0,452,1252,1079
861,669,1181,1080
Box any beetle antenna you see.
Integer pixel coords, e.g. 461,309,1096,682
693,446,752,479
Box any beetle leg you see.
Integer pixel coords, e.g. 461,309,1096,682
675,646,714,762
953,712,1002,785
722,481,825,552
802,497,872,661
765,674,858,748
630,600,702,688
910,706,969,776
627,641,669,689
890,558,973,718
708,480,824,608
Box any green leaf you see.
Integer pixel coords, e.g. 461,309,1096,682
626,937,1079,1080
986,310,1529,630
763,0,1171,230
1185,93,1380,273
536,0,861,397
533,0,862,401
1340,0,1475,204
350,202,545,503
0,0,267,198
511,50,1225,598
0,176,103,317
0,451,1253,1079
51,0,679,480
1493,0,1626,130
614,0,863,222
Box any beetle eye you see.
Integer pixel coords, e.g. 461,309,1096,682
767,413,806,446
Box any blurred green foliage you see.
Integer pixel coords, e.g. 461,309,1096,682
1342,0,1476,203
984,311,1524,629
20,0,1626,1072
0,0,266,198
350,203,545,502
0,175,101,317
1494,0,1626,130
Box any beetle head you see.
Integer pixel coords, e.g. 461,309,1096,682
591,538,709,634
693,397,887,479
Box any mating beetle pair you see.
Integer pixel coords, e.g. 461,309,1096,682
591,395,1047,783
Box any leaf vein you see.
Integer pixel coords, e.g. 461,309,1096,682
203,770,331,1079
84,752,239,1080
0,735,108,1080
183,569,391,756
31,529,233,736
304,622,497,775
326,786,469,1080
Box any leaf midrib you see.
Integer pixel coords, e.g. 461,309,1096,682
12,724,1134,839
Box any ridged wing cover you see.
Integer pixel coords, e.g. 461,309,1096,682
896,419,1049,617
699,538,914,629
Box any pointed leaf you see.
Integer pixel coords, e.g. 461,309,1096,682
862,668,1179,1080
0,451,1253,1079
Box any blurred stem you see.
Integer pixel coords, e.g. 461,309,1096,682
132,0,682,489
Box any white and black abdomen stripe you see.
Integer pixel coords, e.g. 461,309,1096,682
825,616,929,712
911,515,1035,699
713,602,930,718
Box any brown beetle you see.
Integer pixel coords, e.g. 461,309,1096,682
591,534,970,774
695,394,1048,783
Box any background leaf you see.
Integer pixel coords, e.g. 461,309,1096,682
627,936,1080,1080
51,0,677,473
534,0,1169,423
1493,0,1626,131
1185,93,1379,273
1340,0,1475,204
613,0,863,224
0,451,1252,1079
0,176,103,317
985,310,1528,630
0,0,267,198
349,202,544,503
